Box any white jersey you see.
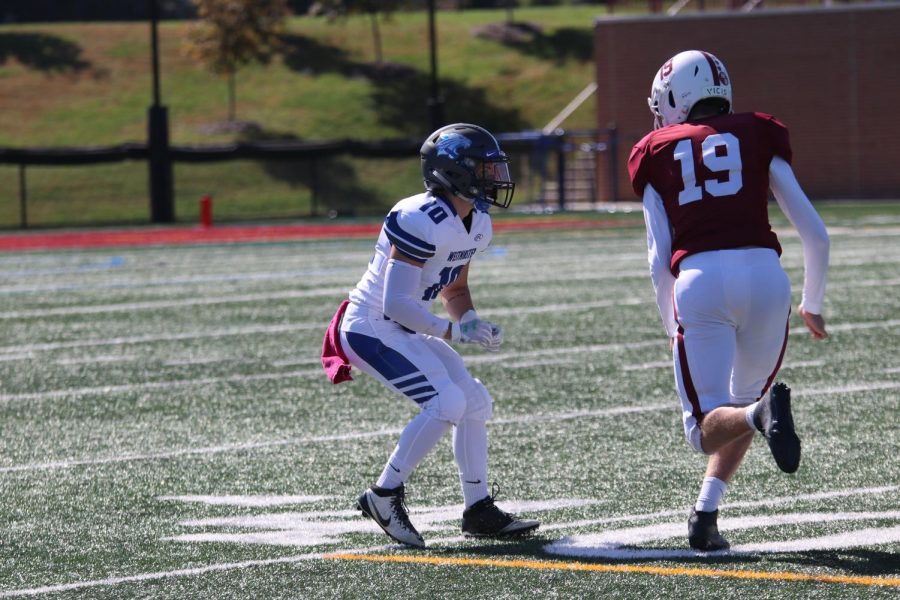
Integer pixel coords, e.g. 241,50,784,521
349,191,493,314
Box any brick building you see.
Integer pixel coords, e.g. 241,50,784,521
594,4,900,201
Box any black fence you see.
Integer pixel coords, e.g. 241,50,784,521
0,129,617,229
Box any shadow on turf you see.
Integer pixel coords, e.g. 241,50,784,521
236,126,383,217
474,23,594,64
428,537,900,577
0,32,94,74
278,32,527,138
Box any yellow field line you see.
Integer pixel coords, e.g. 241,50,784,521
325,553,900,588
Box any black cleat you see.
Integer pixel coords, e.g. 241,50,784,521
754,382,801,473
356,484,425,548
461,489,539,538
688,508,730,551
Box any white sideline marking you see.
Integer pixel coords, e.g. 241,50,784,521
0,546,383,599
0,405,671,473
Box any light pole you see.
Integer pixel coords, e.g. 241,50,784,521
427,0,444,132
148,0,174,223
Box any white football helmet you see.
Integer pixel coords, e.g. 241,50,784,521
648,50,732,129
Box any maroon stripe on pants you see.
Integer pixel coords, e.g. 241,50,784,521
700,51,721,86
676,324,702,419
759,311,791,399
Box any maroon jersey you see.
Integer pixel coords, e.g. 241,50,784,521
628,112,792,274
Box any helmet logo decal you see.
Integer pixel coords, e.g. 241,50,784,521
436,133,472,159
661,59,674,78
699,51,721,86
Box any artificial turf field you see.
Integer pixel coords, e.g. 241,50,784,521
1,205,898,598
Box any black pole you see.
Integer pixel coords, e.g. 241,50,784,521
607,124,619,202
18,164,27,229
148,0,175,223
150,1,161,107
427,0,444,132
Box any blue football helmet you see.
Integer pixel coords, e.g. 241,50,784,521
420,123,515,209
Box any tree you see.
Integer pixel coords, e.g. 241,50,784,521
317,0,401,67
185,0,289,122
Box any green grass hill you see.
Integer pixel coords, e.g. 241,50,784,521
0,6,621,227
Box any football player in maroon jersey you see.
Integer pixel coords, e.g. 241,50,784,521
628,50,830,551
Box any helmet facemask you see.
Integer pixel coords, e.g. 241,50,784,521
469,158,515,209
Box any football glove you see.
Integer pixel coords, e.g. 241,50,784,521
484,323,502,352
451,310,500,351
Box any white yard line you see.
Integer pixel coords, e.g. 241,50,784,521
3,484,896,597
792,381,900,397
2,325,898,404
0,545,384,599
536,485,900,532
0,369,322,403
0,288,348,319
0,322,323,355
2,304,895,358
0,405,671,474
622,359,825,372
4,378,893,473
789,318,900,336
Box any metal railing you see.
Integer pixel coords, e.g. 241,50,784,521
0,129,621,228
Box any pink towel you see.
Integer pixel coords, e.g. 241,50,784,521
321,300,352,384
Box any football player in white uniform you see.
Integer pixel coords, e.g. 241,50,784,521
321,123,539,548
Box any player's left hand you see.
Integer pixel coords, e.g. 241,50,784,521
799,306,828,340
483,323,502,352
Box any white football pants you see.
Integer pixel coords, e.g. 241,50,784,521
339,301,492,502
338,302,492,424
673,248,791,453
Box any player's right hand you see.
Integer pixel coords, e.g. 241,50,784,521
799,306,828,340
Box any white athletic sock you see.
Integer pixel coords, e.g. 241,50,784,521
745,402,760,430
453,419,489,508
376,412,451,490
695,476,728,513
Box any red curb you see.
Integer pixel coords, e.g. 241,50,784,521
0,218,636,252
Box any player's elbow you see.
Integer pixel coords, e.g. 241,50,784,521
382,293,409,323
809,225,830,256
